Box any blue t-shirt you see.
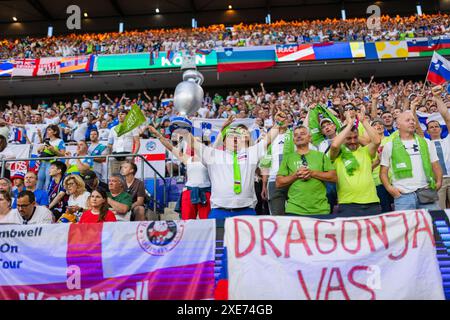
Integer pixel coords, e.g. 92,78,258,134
12,188,50,209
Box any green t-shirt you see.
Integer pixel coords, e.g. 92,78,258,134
107,192,132,211
334,145,380,204
278,150,334,215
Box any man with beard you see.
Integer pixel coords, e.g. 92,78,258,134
330,107,382,216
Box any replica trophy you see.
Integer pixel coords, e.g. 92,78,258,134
170,51,204,131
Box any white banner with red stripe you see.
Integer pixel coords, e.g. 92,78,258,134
225,210,445,300
0,220,216,300
12,58,61,77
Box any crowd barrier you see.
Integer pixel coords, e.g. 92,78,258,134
0,210,449,300
1,36,450,77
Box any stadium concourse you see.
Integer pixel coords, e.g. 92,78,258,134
0,0,450,302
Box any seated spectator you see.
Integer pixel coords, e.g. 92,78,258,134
79,189,117,223
12,172,49,208
81,170,108,193
120,160,147,221
0,177,12,195
0,190,15,224
9,190,53,224
65,140,94,175
11,172,25,195
107,174,133,221
63,174,91,221
47,160,68,220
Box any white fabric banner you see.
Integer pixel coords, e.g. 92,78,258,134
0,220,216,300
4,144,31,176
225,210,445,300
36,57,61,76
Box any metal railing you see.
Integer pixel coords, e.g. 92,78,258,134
0,153,167,216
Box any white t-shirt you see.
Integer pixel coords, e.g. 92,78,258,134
200,140,267,209
269,133,295,181
44,116,60,125
72,122,88,142
68,191,90,209
7,206,54,225
380,138,439,193
185,158,211,188
108,126,139,153
428,136,450,178
0,210,18,224
25,124,47,144
98,128,111,141
318,139,333,154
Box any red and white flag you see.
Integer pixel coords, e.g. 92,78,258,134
276,44,316,62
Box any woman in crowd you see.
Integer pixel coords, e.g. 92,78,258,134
0,190,14,224
60,174,90,222
149,124,212,220
79,188,117,223
0,135,15,180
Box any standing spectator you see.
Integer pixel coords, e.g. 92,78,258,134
36,125,66,190
71,114,88,142
107,110,140,176
276,126,337,215
370,118,394,213
261,111,295,215
150,125,211,220
425,93,450,209
0,135,15,179
330,108,382,216
381,111,397,136
88,130,108,182
79,189,117,223
189,115,284,219
380,111,442,210
107,174,133,221
0,190,15,224
47,161,68,220
9,190,53,224
120,160,147,221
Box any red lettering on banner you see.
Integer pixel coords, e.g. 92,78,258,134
412,210,435,248
234,218,256,258
385,213,409,261
365,217,389,252
259,219,282,257
284,220,313,258
315,267,328,300
296,270,312,300
348,266,376,300
341,221,362,255
324,267,350,300
314,221,337,254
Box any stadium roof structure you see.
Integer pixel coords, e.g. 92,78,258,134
0,0,442,37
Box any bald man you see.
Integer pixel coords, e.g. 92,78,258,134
380,111,442,210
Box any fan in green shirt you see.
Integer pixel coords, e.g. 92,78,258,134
276,126,337,215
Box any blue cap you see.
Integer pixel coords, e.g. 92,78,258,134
169,116,193,132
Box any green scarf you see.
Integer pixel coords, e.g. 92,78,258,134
259,129,294,169
233,151,241,194
308,104,342,146
391,134,436,189
340,145,360,176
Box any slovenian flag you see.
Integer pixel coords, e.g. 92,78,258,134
216,46,276,73
416,110,449,139
195,49,212,56
426,51,450,85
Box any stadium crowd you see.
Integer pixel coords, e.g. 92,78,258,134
0,76,449,224
1,13,450,59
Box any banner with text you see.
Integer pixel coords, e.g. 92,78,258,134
0,220,216,300
94,51,217,72
225,210,444,300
